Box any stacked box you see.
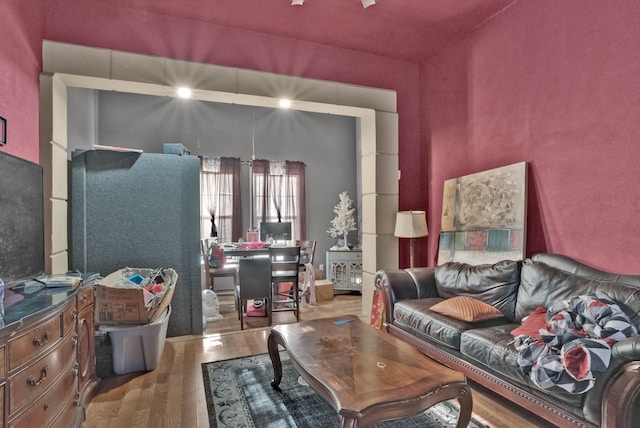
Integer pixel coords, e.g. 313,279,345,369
95,268,177,325
162,143,190,155
314,279,334,300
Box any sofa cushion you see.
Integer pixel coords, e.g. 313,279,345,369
394,298,468,349
435,260,521,321
516,259,640,326
460,324,531,385
393,298,509,350
460,325,584,412
430,296,505,322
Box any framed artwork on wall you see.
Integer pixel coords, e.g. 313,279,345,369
0,116,6,146
438,161,528,265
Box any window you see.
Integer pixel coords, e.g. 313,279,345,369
200,157,242,242
251,159,306,240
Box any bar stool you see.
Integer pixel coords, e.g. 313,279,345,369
270,246,301,322
235,257,272,330
201,239,238,291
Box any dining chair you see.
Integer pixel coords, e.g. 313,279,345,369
270,246,301,322
235,257,272,330
295,240,316,304
295,240,316,266
201,238,238,292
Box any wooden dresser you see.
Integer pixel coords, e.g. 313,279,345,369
0,283,98,427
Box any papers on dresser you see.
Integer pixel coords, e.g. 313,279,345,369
39,275,81,289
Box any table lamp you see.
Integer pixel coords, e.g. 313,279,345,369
394,211,429,268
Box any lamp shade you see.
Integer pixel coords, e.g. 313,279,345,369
394,211,428,238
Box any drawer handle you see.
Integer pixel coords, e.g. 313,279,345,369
27,365,49,386
81,295,88,303
32,332,49,346
44,402,50,410
71,309,78,319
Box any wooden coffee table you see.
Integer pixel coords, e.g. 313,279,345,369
267,315,472,427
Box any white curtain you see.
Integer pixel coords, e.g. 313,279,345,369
200,157,240,242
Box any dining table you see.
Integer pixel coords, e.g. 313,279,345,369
222,245,270,258
224,242,316,307
223,243,308,271
222,241,300,258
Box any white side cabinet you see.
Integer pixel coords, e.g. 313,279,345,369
326,249,362,291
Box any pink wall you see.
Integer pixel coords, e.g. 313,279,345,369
425,1,640,273
8,0,637,272
0,0,43,163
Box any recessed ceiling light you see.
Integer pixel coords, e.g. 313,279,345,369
177,87,192,98
362,0,376,8
291,0,304,5
279,98,292,109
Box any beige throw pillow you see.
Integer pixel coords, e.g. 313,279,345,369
430,296,504,322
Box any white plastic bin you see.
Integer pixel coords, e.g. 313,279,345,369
99,305,171,374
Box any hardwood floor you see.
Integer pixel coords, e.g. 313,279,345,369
82,293,554,428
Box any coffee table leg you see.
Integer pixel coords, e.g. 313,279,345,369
339,415,357,428
455,385,473,428
268,332,283,390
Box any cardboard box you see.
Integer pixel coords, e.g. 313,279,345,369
314,279,334,301
162,143,190,155
95,268,177,325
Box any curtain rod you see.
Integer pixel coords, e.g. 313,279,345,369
240,160,306,166
199,156,304,166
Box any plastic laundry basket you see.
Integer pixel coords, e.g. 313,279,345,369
99,305,171,375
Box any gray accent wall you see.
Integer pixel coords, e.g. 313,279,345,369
67,88,359,273
70,151,202,336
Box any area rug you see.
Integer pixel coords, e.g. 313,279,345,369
202,352,487,428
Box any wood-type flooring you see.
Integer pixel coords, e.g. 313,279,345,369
83,292,554,427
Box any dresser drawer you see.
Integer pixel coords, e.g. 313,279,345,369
62,302,78,337
327,250,362,262
77,286,94,312
0,383,4,423
9,357,76,428
8,308,66,371
0,344,5,378
9,333,76,414
51,396,81,428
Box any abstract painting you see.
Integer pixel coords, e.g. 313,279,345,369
438,162,527,265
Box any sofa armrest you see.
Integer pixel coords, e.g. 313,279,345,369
610,334,640,361
582,335,640,425
374,268,438,326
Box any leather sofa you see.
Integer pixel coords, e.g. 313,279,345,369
375,253,640,428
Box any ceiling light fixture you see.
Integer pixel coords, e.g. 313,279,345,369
177,87,192,98
291,0,304,5
279,98,292,109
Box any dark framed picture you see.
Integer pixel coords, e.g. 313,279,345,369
0,116,6,146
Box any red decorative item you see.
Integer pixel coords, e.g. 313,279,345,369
370,288,385,329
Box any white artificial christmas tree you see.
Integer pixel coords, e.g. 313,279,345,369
327,191,357,250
